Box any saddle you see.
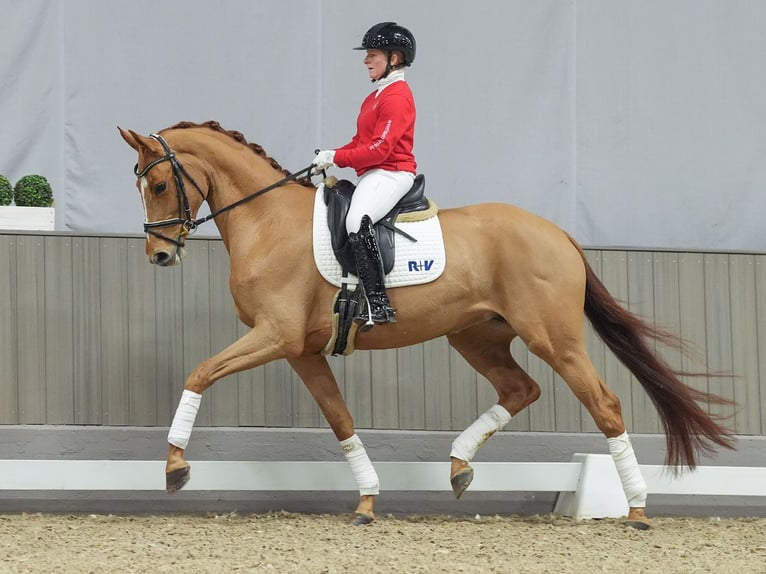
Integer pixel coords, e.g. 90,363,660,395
323,174,429,276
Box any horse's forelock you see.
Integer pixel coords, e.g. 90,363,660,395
165,120,314,188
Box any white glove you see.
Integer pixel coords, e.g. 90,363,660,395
312,149,336,171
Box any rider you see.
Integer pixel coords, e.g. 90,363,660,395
313,22,417,326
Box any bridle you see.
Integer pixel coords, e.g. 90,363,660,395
134,134,206,247
134,133,315,248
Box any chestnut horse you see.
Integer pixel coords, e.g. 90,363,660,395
119,121,734,527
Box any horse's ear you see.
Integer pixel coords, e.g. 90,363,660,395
118,127,140,151
118,127,162,155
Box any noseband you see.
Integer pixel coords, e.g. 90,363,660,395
133,133,315,248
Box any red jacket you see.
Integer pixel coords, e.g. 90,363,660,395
333,80,417,176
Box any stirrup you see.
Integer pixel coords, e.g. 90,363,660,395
366,293,397,325
355,291,396,331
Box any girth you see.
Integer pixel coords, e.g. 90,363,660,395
323,174,429,276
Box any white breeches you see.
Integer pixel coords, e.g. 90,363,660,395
345,169,415,234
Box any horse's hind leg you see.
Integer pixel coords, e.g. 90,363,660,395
520,317,650,527
287,354,379,525
446,320,542,498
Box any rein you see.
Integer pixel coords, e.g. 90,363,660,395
134,133,314,247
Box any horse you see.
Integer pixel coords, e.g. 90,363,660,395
119,120,734,528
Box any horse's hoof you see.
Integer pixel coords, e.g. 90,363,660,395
624,507,651,530
624,520,651,531
450,466,474,500
166,465,190,493
353,513,375,526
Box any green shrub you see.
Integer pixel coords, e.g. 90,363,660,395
0,175,11,206
14,174,54,207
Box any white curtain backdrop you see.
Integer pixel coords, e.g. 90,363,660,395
2,0,764,250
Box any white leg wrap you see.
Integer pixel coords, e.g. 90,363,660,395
167,389,202,449
340,434,380,496
607,431,648,508
450,404,512,462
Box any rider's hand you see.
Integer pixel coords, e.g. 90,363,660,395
312,150,336,171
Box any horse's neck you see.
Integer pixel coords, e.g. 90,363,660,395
205,155,313,253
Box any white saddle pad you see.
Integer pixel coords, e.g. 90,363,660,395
312,186,446,288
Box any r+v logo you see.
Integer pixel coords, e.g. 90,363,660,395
408,260,435,272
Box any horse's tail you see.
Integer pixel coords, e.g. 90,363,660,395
567,235,735,469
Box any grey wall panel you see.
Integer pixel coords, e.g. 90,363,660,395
99,238,129,425
755,259,766,435
0,236,17,423
729,254,760,434
44,236,74,424
703,254,736,423
371,349,398,429
72,237,102,424
127,238,158,426
1,233,763,439
15,236,46,423
397,344,426,430
423,338,452,430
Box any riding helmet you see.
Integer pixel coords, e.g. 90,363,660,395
354,22,416,66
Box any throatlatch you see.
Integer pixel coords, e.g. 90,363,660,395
349,215,397,330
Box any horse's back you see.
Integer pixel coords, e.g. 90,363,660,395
439,202,581,267
433,202,587,319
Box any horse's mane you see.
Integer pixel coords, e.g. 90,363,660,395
166,120,314,188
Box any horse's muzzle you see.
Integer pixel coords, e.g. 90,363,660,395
150,249,181,267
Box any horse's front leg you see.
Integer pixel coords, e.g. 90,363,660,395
288,354,379,525
165,326,289,492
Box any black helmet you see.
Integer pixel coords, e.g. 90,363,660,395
354,22,416,66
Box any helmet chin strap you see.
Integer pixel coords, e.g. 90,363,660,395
372,52,398,83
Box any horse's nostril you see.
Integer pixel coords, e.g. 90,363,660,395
151,251,172,266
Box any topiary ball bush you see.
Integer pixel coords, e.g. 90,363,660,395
14,174,54,207
0,175,12,206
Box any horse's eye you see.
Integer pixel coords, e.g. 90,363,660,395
154,182,168,195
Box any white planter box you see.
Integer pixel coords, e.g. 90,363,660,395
0,206,55,231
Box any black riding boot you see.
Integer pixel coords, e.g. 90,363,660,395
349,216,396,328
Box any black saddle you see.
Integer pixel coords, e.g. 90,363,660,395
324,174,429,276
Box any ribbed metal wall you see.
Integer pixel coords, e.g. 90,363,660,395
1,233,764,435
